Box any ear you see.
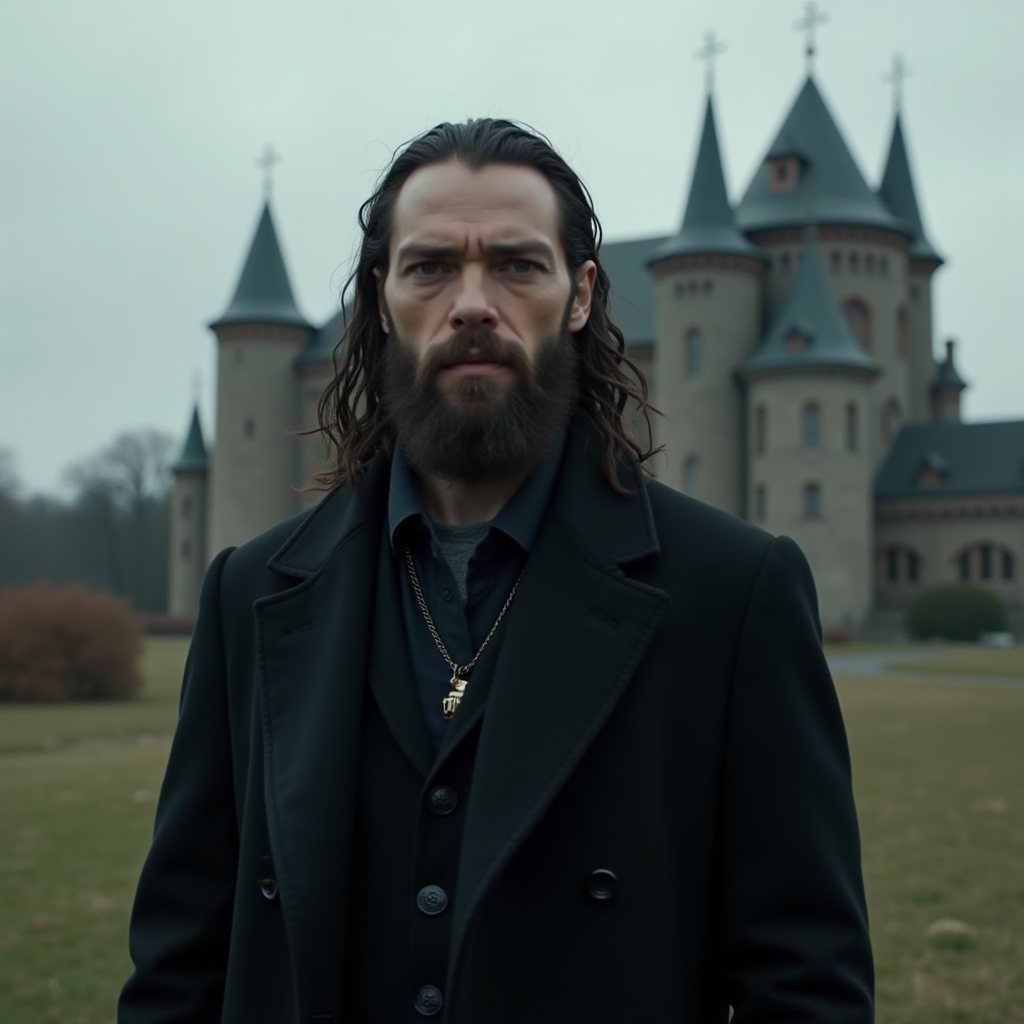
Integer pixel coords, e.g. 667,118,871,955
567,260,597,333
372,267,390,334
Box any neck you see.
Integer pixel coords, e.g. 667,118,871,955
417,470,530,526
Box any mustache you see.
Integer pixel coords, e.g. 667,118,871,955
415,326,532,386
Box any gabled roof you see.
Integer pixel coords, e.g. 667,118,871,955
736,245,880,379
210,203,311,330
875,421,1024,498
295,305,347,367
600,234,669,346
648,96,766,265
172,405,208,473
736,76,911,237
878,113,943,264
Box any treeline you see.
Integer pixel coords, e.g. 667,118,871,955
0,431,174,613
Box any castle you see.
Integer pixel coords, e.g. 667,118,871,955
168,72,1024,636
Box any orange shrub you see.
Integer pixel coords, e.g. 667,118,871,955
0,583,144,702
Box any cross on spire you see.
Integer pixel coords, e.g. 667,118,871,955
696,30,726,92
884,53,911,112
256,143,282,198
793,1,829,73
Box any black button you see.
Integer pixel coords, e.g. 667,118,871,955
587,868,617,901
441,587,453,602
414,985,443,1016
259,856,278,900
416,884,448,915
428,786,458,815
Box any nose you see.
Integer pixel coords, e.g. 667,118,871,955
449,265,498,331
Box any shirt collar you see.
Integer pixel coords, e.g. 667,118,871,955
388,432,567,555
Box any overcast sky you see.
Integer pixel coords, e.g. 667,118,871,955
2,0,1021,495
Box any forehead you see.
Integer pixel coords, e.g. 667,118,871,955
388,161,562,255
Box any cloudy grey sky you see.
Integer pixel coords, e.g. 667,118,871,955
2,0,1021,495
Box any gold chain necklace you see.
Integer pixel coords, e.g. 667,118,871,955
403,544,523,719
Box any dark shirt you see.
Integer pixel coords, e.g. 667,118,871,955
388,436,566,750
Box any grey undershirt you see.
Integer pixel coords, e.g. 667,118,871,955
432,520,491,604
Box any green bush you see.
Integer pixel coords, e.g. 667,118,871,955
905,583,1007,642
0,582,143,701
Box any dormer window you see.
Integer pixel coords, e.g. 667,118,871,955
770,156,801,193
786,329,808,353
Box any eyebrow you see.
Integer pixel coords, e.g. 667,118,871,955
394,240,558,265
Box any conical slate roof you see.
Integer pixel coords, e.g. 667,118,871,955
295,304,348,367
931,341,968,392
736,77,911,237
210,203,311,329
649,96,766,265
879,113,943,264
736,246,881,379
172,405,208,473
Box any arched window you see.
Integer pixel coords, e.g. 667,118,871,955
803,402,820,453
755,405,767,455
830,251,842,274
896,307,909,358
683,456,699,497
879,546,923,586
243,416,256,439
803,482,821,520
849,252,860,275
845,402,858,453
754,484,767,522
841,299,871,351
956,544,1017,583
882,398,902,444
1004,551,1017,580
685,329,701,378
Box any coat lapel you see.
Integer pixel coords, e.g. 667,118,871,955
255,458,388,1023
450,418,670,974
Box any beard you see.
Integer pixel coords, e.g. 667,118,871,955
382,319,578,483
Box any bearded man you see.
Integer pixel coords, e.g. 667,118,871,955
120,120,873,1023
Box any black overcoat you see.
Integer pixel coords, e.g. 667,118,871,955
120,419,873,1023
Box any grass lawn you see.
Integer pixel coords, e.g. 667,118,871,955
885,645,1024,678
1,638,1023,1022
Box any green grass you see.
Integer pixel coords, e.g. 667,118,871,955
1,639,1023,1023
885,645,1024,679
0,636,188,754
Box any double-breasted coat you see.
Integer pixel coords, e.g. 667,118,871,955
119,418,873,1023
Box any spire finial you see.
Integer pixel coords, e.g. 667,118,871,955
256,143,282,199
793,1,829,73
884,53,911,113
696,30,726,92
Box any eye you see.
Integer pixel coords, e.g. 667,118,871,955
412,261,444,277
507,258,538,275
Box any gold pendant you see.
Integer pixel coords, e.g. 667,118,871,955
442,673,468,720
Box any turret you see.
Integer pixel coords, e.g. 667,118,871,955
879,111,944,424
647,94,767,514
167,405,209,617
930,339,967,423
207,202,312,554
736,247,880,633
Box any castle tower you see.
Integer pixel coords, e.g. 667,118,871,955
879,111,944,425
647,94,767,514
930,339,968,423
735,76,914,470
167,405,208,616
207,202,313,554
737,248,881,632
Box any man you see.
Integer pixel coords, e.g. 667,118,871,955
120,119,873,1023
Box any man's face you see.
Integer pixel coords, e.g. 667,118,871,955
377,161,596,481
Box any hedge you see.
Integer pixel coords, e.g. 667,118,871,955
905,583,1007,642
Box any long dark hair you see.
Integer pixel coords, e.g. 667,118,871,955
315,118,659,493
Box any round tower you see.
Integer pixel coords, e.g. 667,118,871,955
648,94,767,516
167,405,209,617
207,202,313,554
737,248,881,633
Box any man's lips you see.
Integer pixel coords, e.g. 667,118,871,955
441,360,508,377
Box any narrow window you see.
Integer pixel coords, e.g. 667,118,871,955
959,551,971,581
908,551,920,583
896,307,909,358
887,548,899,583
841,299,871,351
181,495,192,520
243,416,256,438
880,257,889,278
1004,551,1016,580
803,483,821,520
685,330,701,378
683,456,699,496
780,253,792,275
803,403,820,453
910,284,920,302
849,252,860,275
845,402,858,453
755,405,767,455
674,281,686,299
882,398,902,444
980,545,993,580
755,484,767,522
866,254,876,276
689,280,699,296
703,279,713,296
830,251,842,274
